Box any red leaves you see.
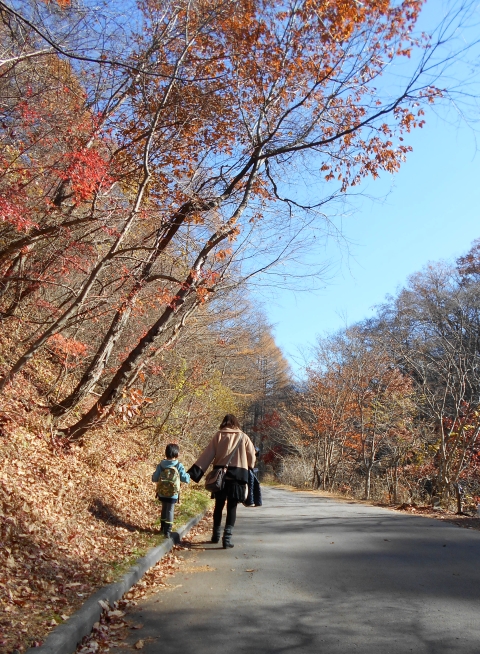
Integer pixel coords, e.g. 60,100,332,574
0,196,38,232
58,149,113,203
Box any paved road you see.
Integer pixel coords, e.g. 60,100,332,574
119,488,480,654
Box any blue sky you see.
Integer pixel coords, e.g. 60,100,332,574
261,3,480,373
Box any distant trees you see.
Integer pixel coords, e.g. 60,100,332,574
275,242,480,509
281,329,416,499
378,255,480,504
113,292,286,456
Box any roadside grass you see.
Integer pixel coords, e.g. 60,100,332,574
108,486,212,581
173,486,212,530
108,546,153,581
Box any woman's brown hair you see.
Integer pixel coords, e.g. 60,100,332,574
219,414,240,430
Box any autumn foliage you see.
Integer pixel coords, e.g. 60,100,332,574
0,0,440,438
0,0,474,649
268,241,480,513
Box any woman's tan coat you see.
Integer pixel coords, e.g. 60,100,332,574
194,428,256,474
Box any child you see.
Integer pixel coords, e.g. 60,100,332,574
152,443,190,537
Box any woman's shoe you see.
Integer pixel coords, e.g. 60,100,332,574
222,525,234,549
211,525,221,543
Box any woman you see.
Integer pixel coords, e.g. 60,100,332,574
188,414,256,548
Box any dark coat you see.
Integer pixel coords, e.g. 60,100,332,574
244,468,262,506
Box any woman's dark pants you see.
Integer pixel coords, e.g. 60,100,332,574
213,488,239,528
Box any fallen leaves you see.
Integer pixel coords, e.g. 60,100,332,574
0,377,212,654
107,609,124,618
75,516,211,653
392,504,480,531
6,555,16,568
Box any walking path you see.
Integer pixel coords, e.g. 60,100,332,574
117,488,480,654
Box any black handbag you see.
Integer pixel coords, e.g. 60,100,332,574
204,434,242,493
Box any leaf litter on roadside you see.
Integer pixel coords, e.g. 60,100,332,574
75,516,211,653
0,378,212,654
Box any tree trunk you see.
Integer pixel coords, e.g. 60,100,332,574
51,195,216,417
0,250,31,319
62,222,238,440
52,247,162,416
312,456,319,489
454,483,463,515
62,302,184,439
393,460,398,504
312,432,322,489
51,296,136,416
364,466,372,500
58,161,258,438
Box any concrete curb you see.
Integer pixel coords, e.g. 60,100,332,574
28,510,207,654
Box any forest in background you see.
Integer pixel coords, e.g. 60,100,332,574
261,240,480,515
1,0,479,650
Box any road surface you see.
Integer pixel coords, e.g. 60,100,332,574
118,488,480,654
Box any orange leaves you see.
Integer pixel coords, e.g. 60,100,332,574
214,248,232,261
228,227,241,242
48,333,88,359
186,213,205,225
39,0,70,6
156,287,175,307
117,388,152,423
196,287,210,303
200,269,219,286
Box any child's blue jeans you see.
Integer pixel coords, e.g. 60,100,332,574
160,498,177,527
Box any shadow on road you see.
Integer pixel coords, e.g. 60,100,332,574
126,594,469,654
118,489,480,654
